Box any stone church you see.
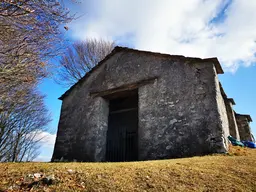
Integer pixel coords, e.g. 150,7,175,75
52,46,254,162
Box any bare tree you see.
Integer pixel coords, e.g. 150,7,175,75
0,90,51,162
0,0,74,112
56,38,115,87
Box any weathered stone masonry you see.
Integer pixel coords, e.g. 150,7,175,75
52,47,253,162
235,114,254,142
225,99,240,140
219,84,240,140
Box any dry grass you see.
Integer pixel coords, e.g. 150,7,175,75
227,144,254,156
0,147,255,192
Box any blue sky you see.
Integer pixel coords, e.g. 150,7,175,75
36,0,256,161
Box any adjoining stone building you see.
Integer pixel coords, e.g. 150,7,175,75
235,113,254,142
219,85,241,140
52,46,253,162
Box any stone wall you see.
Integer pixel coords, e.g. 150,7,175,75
138,60,229,160
214,81,230,152
224,99,240,140
52,49,229,162
236,114,253,141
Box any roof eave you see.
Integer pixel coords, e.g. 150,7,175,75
235,113,253,122
203,57,224,74
227,98,236,105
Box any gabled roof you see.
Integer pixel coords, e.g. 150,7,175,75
59,46,224,100
235,113,253,122
227,98,236,105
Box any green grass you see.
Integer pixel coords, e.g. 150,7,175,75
0,146,255,192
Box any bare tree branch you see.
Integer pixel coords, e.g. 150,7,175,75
55,38,115,87
0,91,51,162
0,0,74,112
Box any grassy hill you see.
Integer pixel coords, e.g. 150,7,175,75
0,146,255,192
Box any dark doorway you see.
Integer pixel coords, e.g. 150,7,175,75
105,90,138,162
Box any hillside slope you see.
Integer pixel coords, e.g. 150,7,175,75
0,147,255,192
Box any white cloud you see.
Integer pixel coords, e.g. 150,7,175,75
69,0,256,72
33,131,56,162
36,131,56,146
